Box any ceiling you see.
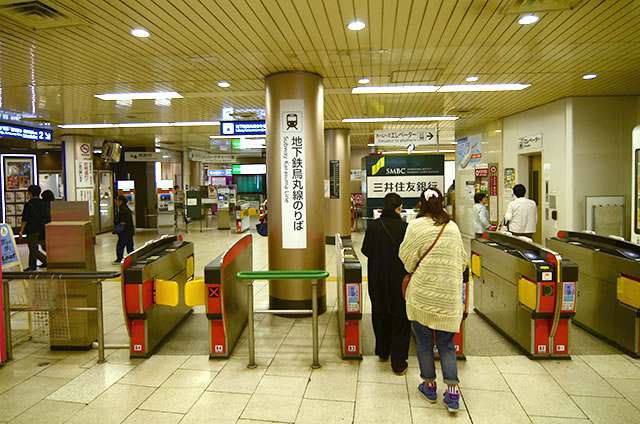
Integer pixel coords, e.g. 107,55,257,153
0,0,639,151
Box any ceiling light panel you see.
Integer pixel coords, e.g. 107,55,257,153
347,20,366,31
95,92,183,100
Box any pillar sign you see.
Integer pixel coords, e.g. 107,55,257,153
280,99,306,249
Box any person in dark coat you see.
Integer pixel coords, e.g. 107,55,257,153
114,194,135,264
39,189,55,252
19,185,47,270
361,192,411,375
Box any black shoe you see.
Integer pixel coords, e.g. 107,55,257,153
391,360,408,375
113,259,122,264
378,355,389,362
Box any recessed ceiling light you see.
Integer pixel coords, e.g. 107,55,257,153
583,74,597,80
218,81,231,88
367,143,375,146
95,92,183,100
518,15,539,25
358,78,370,84
466,76,479,82
347,20,366,31
494,130,503,133
130,28,150,38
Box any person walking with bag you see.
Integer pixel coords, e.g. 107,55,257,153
113,194,135,264
361,193,411,375
399,188,467,412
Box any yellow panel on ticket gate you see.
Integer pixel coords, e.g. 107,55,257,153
471,253,482,278
155,280,179,307
518,277,537,311
617,275,640,310
185,278,205,307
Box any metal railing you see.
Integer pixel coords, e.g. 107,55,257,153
236,270,329,369
2,271,121,364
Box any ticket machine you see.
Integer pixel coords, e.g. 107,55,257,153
471,232,578,357
156,180,174,234
547,231,640,356
117,180,136,226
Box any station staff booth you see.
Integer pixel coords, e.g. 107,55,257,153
547,231,640,357
471,232,578,358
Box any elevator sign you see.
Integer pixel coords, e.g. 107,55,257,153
280,99,306,249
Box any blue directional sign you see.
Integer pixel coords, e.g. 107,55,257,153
220,121,266,136
0,123,52,142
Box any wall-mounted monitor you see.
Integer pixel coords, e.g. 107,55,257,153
101,141,122,162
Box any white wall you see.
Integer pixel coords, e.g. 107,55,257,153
503,98,570,242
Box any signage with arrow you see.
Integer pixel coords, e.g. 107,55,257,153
374,129,438,146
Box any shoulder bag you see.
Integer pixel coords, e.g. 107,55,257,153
402,222,447,299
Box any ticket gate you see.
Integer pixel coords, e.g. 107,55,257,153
195,234,252,358
547,231,640,357
336,235,363,359
471,232,578,358
122,235,194,357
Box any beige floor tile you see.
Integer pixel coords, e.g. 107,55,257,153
121,410,183,424
406,372,467,411
255,375,308,397
10,399,85,424
492,356,547,375
529,418,592,424
353,382,411,424
56,350,100,366
458,356,510,391
542,357,620,397
503,373,585,418
607,378,640,409
28,347,74,360
9,342,47,359
580,355,640,380
265,353,313,378
100,349,145,366
241,393,303,423
179,355,228,372
358,355,407,385
207,358,267,394
65,383,155,424
462,388,531,424
295,399,354,424
0,357,58,394
180,391,251,424
237,420,280,424
161,369,216,388
0,376,70,422
571,395,640,424
37,363,88,379
47,363,134,403
138,387,204,414
119,355,189,387
304,361,359,402
411,406,472,423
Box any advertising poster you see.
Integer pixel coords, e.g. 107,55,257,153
4,157,33,190
280,99,306,249
457,134,482,169
1,224,20,269
504,168,516,196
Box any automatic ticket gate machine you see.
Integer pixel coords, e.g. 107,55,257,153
336,235,363,359
471,232,578,358
122,235,194,357
195,235,252,358
547,231,640,356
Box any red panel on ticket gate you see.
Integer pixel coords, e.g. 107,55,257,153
344,282,361,356
0,259,6,364
435,270,469,359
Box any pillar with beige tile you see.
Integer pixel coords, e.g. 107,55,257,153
324,128,351,244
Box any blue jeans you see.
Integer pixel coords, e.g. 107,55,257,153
116,233,134,261
412,321,459,385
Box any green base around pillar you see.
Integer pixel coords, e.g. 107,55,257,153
269,295,327,316
326,235,351,245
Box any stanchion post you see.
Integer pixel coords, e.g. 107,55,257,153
3,281,12,361
96,280,105,363
247,281,256,368
311,280,320,368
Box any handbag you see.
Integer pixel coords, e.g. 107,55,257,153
402,223,448,299
112,223,126,234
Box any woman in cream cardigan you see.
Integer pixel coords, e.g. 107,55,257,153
399,188,467,413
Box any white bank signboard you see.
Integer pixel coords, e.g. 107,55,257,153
280,99,307,249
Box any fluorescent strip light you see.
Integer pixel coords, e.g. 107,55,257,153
438,84,530,92
399,116,459,121
352,85,439,94
343,116,458,123
209,135,264,139
60,121,220,129
94,91,183,100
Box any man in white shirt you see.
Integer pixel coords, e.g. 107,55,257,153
504,184,537,238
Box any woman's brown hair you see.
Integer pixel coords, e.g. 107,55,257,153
417,188,450,225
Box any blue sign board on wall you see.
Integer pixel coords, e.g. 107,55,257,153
220,121,266,136
0,123,52,142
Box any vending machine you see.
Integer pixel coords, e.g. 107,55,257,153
117,180,136,226
156,180,174,234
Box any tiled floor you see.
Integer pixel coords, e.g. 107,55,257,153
2,224,640,424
